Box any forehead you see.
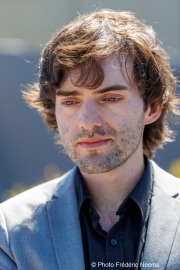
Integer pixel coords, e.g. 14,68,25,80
60,55,134,90
101,55,133,85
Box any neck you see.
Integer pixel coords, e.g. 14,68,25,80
80,152,145,214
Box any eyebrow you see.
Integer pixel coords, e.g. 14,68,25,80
56,84,128,96
94,84,128,94
56,89,83,96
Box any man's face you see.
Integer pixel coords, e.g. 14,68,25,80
55,56,146,174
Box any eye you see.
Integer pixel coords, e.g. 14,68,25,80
101,93,122,103
106,97,120,102
62,100,79,106
63,101,75,105
102,97,121,103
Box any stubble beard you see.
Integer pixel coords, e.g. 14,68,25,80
58,113,144,174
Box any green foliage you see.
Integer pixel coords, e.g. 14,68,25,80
2,163,62,201
169,159,180,178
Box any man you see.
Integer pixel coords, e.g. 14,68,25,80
0,9,180,270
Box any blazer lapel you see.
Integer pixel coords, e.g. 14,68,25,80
45,168,85,270
142,183,180,270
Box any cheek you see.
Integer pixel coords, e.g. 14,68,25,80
55,108,70,131
57,119,76,144
126,99,144,117
57,122,69,136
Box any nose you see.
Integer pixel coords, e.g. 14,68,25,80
79,100,103,131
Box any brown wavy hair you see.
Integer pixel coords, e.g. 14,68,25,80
23,9,180,158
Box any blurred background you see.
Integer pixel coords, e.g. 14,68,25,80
0,0,180,201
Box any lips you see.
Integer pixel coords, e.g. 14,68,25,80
77,138,111,149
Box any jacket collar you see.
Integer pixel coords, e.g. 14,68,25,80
142,161,180,269
44,167,85,270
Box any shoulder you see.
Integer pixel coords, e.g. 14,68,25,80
150,160,180,196
0,167,78,268
0,167,77,228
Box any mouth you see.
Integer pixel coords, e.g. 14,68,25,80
77,138,111,149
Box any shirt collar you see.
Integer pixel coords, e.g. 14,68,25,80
75,156,154,221
118,156,154,222
75,167,90,213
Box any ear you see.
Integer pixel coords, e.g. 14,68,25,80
144,103,163,125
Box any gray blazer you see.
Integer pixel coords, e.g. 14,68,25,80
0,161,180,270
